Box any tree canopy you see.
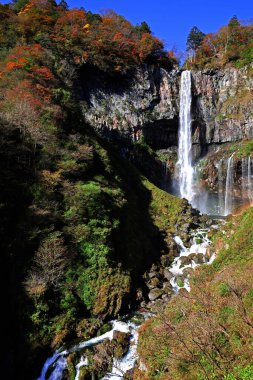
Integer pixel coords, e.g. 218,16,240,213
186,26,206,52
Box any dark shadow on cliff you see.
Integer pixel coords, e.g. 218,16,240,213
191,81,208,160
86,130,170,308
76,63,174,109
0,112,177,379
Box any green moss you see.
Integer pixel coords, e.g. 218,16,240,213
142,177,184,234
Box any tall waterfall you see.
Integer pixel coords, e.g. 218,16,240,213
177,70,193,201
224,155,234,215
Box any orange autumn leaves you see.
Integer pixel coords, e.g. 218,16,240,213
4,0,169,73
0,0,173,141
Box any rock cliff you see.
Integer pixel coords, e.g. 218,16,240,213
75,64,253,163
191,66,253,159
77,64,180,149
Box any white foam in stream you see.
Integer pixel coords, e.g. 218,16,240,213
170,229,212,292
37,320,144,380
74,356,88,380
37,227,214,380
101,322,139,380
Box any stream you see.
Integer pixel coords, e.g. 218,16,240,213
37,224,218,380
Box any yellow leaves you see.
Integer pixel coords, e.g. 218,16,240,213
39,169,62,189
83,23,90,29
18,2,33,16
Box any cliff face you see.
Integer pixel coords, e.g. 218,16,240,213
77,64,180,150
191,66,253,158
76,64,253,161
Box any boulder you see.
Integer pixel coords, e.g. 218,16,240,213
148,288,164,301
163,268,173,281
112,331,131,359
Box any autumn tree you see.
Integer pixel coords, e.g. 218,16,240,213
25,233,68,295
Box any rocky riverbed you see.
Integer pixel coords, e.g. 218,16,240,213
37,217,221,380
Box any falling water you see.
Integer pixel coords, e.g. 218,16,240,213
224,156,234,215
218,160,224,215
177,70,194,202
242,157,248,199
248,156,252,200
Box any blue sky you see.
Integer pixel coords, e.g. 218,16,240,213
2,0,253,53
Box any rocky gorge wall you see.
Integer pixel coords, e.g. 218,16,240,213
191,65,253,159
77,63,180,149
74,64,253,159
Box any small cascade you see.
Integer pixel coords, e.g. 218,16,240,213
177,70,194,202
242,157,248,198
37,319,148,380
102,322,139,380
74,357,88,380
240,156,253,204
224,155,234,216
218,159,224,215
247,156,252,200
170,230,214,293
38,220,219,380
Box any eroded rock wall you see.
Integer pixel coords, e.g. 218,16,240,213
78,64,180,148
191,66,253,158
69,63,253,166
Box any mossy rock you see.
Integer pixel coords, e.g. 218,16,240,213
96,323,112,337
79,366,93,380
129,313,145,326
112,331,131,359
176,277,184,288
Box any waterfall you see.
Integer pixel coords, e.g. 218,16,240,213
248,156,252,200
242,157,248,199
218,160,224,215
224,156,234,215
177,70,194,201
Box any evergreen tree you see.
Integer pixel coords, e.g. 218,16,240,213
12,0,29,13
186,26,205,52
138,21,151,34
58,0,68,10
228,15,241,28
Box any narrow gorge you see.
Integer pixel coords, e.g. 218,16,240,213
37,65,253,378
1,4,253,380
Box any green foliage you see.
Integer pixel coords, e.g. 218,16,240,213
228,15,241,28
135,21,152,35
137,206,253,380
186,26,206,52
58,0,68,10
218,282,231,297
224,365,253,380
187,17,253,69
12,0,29,13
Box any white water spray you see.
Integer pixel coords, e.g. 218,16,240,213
224,155,234,215
170,230,213,293
177,70,194,202
217,159,224,215
247,156,252,200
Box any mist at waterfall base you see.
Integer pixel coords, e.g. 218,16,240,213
173,70,253,217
